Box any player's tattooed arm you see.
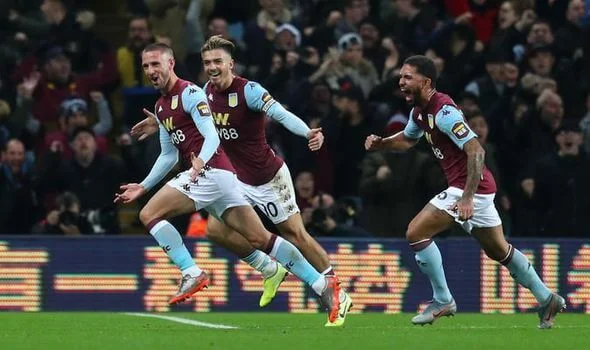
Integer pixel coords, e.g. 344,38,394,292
462,138,485,199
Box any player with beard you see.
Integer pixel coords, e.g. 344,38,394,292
115,43,340,323
365,55,565,329
131,36,353,327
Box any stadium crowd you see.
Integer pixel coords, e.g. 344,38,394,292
0,0,589,238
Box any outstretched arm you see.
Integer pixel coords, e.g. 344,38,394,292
365,109,422,151
244,81,325,151
115,114,178,204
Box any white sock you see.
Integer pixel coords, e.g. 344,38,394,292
181,265,203,277
311,276,327,295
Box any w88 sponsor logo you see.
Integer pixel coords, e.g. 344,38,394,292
218,128,239,140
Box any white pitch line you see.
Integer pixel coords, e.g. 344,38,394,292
124,312,239,330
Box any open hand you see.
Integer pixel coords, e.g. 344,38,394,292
130,109,159,141
449,197,474,221
114,183,146,204
190,152,205,182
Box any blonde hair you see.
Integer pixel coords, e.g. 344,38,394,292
536,89,562,110
201,35,235,56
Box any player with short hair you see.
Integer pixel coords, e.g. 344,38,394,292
115,43,341,323
365,55,565,329
131,36,353,327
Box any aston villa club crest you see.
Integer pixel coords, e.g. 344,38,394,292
228,93,238,107
171,95,179,110
428,114,434,129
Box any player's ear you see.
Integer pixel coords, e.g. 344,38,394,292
422,77,430,90
229,59,235,71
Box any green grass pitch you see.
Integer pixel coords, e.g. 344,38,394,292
0,312,586,350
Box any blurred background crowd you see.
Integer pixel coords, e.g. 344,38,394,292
0,0,589,238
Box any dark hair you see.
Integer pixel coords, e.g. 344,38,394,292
56,192,80,210
142,42,174,58
403,55,438,88
69,126,95,142
129,15,151,30
462,106,484,121
344,0,362,9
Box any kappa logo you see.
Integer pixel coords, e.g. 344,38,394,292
158,106,163,113
452,122,469,139
196,101,211,116
182,183,191,192
188,88,198,95
437,191,447,200
443,109,450,116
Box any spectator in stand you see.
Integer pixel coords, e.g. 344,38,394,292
522,120,590,237
0,139,40,234
487,0,534,58
554,0,585,60
526,20,554,47
359,18,388,77
310,33,379,98
524,89,565,162
43,127,130,234
464,51,508,117
307,192,372,237
32,191,94,235
442,0,499,45
389,0,438,54
334,0,368,40
329,87,372,197
244,0,293,76
43,93,111,159
117,16,154,89
294,170,316,225
18,45,118,132
145,0,192,61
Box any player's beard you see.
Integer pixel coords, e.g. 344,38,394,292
402,88,420,106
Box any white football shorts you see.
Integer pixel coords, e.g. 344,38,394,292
429,186,502,233
238,163,300,225
166,167,249,220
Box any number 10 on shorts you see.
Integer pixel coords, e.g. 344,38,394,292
261,202,278,218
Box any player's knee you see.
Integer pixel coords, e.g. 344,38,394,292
139,207,157,227
246,235,268,251
405,219,422,242
483,247,507,262
279,226,306,246
205,224,224,241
